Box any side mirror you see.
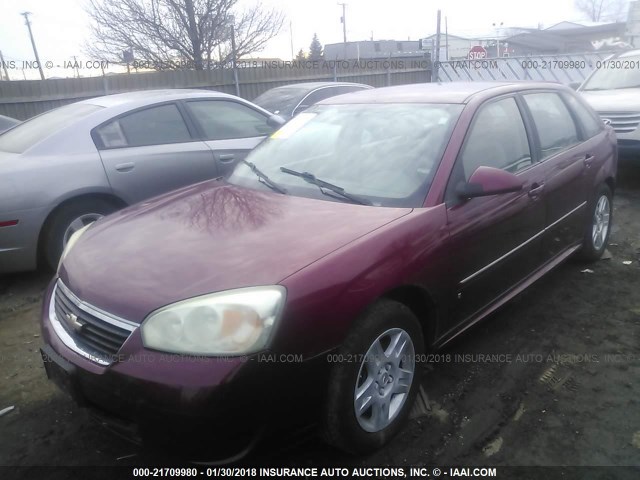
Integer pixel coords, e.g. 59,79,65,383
568,81,581,90
456,166,524,199
267,114,286,128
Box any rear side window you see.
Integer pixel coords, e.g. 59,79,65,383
562,92,604,139
96,104,191,148
186,100,272,140
0,103,103,154
458,97,533,181
523,93,580,159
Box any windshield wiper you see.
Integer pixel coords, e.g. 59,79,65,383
241,159,287,194
279,167,372,205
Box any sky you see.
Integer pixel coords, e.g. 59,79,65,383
0,0,627,79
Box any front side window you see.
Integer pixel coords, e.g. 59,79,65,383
96,104,191,148
458,97,532,181
186,100,272,140
227,103,463,207
524,93,579,160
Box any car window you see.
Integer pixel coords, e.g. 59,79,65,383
0,103,103,154
458,97,533,181
334,85,369,95
96,104,191,148
523,93,580,160
562,92,604,139
186,100,273,140
295,88,340,112
228,103,463,207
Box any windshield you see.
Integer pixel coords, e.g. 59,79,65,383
581,55,640,91
228,103,463,207
253,86,310,116
0,103,103,153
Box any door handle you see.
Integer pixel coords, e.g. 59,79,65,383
584,155,595,168
528,183,545,198
218,154,235,163
115,162,135,172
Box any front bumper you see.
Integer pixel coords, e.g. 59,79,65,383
40,279,330,460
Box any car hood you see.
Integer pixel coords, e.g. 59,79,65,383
60,180,411,323
579,88,640,112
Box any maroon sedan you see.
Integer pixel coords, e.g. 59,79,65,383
41,82,616,459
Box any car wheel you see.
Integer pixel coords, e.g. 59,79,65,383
579,184,613,262
323,299,424,454
42,198,118,270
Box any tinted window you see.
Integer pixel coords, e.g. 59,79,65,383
0,115,19,133
296,88,340,112
563,92,604,139
524,93,579,159
0,103,103,153
186,100,272,140
97,104,191,148
253,86,309,115
459,97,532,181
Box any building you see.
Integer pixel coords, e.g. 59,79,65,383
323,40,424,60
505,22,629,55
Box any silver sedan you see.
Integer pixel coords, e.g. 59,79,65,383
0,89,284,273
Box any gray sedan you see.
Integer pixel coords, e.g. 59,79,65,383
0,89,284,274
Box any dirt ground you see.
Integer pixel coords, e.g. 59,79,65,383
1,160,639,476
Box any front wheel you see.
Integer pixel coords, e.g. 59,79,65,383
323,300,424,454
42,198,118,270
579,184,613,262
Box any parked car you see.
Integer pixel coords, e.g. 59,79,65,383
253,81,372,119
577,49,640,155
41,82,616,460
0,89,284,273
0,114,20,133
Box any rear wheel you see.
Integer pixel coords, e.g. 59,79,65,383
323,300,424,454
42,198,118,270
579,184,612,262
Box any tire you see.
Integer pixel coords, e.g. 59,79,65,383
578,183,613,262
323,299,425,454
41,198,118,271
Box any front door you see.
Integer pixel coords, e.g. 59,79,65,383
442,96,546,335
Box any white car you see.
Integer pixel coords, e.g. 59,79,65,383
578,49,640,155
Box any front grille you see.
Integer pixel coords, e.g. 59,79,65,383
54,283,133,361
597,111,640,134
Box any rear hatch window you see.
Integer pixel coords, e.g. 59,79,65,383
0,103,103,153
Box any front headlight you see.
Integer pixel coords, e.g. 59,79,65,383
141,286,286,356
58,223,93,271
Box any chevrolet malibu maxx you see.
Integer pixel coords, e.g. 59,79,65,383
41,82,617,459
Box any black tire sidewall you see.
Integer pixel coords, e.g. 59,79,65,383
42,199,117,270
324,300,425,453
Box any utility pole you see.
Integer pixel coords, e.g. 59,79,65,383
289,20,294,60
0,50,10,81
338,3,347,59
230,16,240,97
493,21,504,58
434,9,441,82
21,12,45,80
445,16,449,61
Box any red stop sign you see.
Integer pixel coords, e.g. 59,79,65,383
468,46,487,60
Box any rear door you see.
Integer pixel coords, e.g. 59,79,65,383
443,96,546,332
521,92,589,260
95,102,216,204
183,99,275,177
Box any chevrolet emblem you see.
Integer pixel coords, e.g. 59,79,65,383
64,312,84,332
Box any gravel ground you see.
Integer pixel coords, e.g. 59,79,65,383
1,160,639,476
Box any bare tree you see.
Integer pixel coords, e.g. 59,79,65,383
85,0,284,70
574,0,628,22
